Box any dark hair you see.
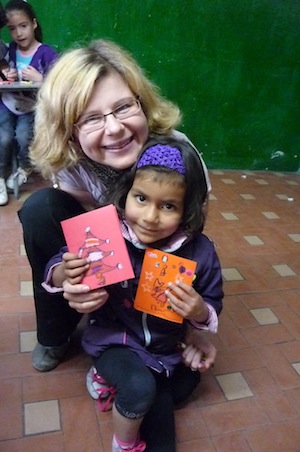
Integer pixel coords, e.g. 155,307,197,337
5,0,42,41
0,1,7,28
107,136,208,234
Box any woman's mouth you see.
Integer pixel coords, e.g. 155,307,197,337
103,137,133,151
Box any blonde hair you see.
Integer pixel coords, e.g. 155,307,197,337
30,39,181,178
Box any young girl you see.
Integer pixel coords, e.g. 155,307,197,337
0,0,57,205
47,137,223,451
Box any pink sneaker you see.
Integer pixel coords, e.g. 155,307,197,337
86,366,116,412
112,435,146,451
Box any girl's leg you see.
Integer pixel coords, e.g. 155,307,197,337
14,112,34,170
18,188,86,347
95,347,156,447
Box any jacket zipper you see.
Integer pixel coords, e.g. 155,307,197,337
142,312,151,346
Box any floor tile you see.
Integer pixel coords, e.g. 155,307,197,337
20,331,36,352
222,268,244,281
221,212,239,220
243,235,264,245
272,264,296,277
24,400,60,435
216,372,254,400
250,308,279,325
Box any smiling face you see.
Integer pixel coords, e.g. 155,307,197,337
125,169,186,247
75,71,149,170
7,10,38,52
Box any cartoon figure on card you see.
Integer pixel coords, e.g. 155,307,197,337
78,227,122,286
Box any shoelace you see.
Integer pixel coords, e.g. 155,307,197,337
93,371,116,412
129,441,146,452
13,168,28,183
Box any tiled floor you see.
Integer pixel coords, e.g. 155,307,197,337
0,169,300,452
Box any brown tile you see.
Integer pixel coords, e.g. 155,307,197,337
175,407,209,442
0,433,65,452
200,398,270,436
60,396,101,451
256,344,300,390
244,367,297,421
23,371,88,402
0,315,20,355
177,437,215,451
245,419,300,452
242,324,294,346
0,379,23,440
213,432,252,452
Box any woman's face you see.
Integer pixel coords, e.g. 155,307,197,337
75,71,149,170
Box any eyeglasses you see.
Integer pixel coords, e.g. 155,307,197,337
75,97,141,134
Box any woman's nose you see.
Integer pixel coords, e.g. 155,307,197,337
104,113,124,134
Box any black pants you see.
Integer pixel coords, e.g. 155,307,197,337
95,347,200,452
18,187,86,345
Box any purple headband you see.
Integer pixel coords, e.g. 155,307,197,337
137,144,186,174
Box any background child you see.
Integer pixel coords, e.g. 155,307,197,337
0,1,7,64
0,0,57,205
48,137,223,451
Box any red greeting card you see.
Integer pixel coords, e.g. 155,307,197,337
61,205,134,289
134,248,197,323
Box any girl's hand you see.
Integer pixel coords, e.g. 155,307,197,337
3,67,17,81
62,279,109,314
62,252,89,285
180,329,217,372
21,65,43,82
165,280,209,322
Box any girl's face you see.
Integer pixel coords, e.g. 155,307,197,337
7,11,37,51
125,171,185,246
75,71,149,170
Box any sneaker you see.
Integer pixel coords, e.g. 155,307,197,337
0,177,8,206
32,341,70,372
112,435,146,452
6,167,31,190
86,365,116,412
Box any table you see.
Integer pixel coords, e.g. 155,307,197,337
0,81,42,91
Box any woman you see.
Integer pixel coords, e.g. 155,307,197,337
19,38,217,452
19,38,214,372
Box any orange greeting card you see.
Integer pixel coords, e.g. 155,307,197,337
61,205,134,289
134,248,197,323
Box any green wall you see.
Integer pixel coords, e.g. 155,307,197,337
3,0,300,171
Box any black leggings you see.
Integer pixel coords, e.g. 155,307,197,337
18,188,86,345
95,347,200,452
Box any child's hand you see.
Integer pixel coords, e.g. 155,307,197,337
21,65,43,82
180,329,217,372
2,67,17,81
62,252,89,285
165,280,209,322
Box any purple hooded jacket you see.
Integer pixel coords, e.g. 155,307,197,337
81,230,223,376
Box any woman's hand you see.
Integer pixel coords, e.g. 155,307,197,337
165,280,209,322
62,279,109,314
180,328,217,372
